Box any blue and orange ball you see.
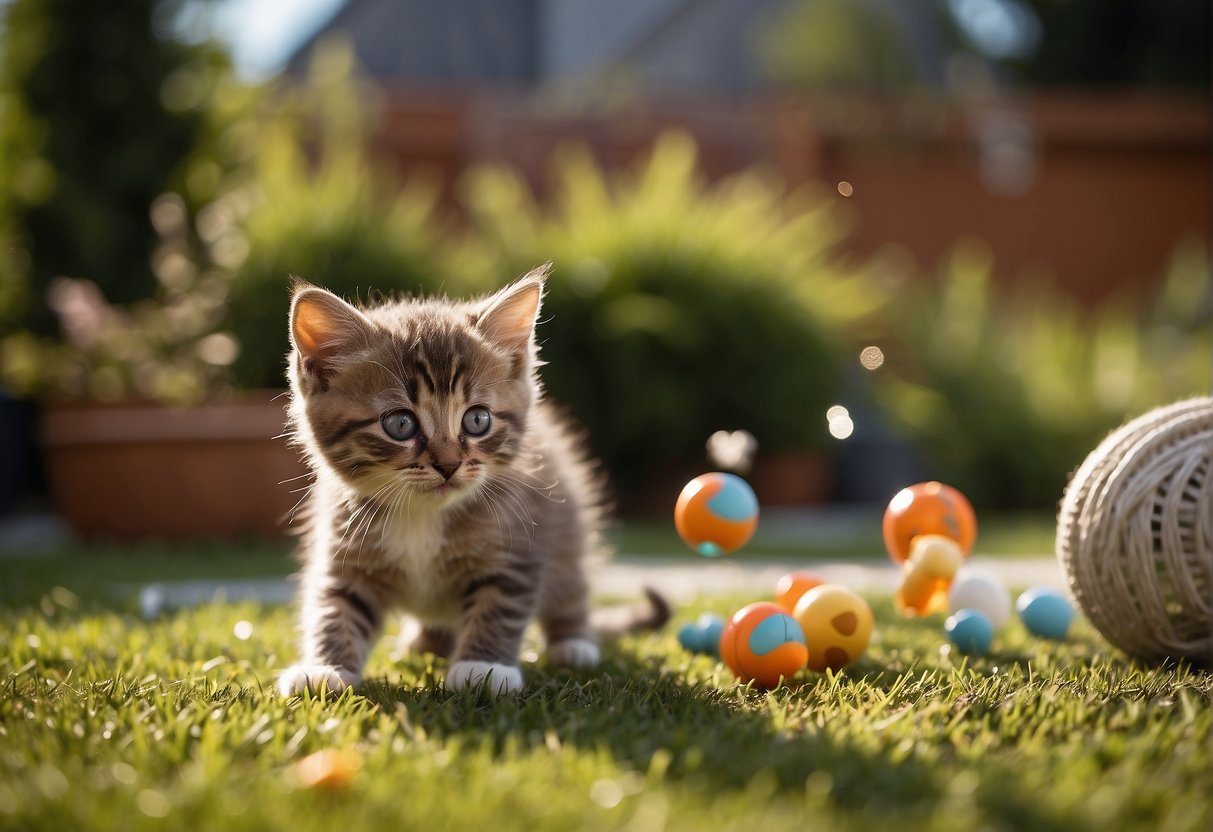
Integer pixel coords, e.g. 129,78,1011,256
674,473,759,557
719,602,808,688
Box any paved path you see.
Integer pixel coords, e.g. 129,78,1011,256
592,555,1065,602
132,555,1064,617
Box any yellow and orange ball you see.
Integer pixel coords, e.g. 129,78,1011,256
792,585,874,672
719,602,807,688
896,534,965,616
674,473,759,557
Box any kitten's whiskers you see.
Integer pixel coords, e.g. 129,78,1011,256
368,360,410,394
481,477,537,542
334,475,403,564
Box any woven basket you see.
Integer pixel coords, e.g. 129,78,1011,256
1056,397,1213,664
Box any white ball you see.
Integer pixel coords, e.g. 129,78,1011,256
947,570,1011,630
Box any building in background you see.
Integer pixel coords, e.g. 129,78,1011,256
284,0,1210,305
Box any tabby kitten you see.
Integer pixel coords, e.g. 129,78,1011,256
277,266,666,697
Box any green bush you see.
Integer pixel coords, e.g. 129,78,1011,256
871,240,1211,507
220,43,454,389
458,134,877,500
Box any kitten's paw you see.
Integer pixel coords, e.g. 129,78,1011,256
547,638,601,669
445,661,523,697
277,664,360,697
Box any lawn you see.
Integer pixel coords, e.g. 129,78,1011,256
1,534,1209,832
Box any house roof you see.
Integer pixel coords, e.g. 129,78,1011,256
284,0,948,91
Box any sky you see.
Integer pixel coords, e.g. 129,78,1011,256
187,0,347,78
0,0,1040,82
192,0,1040,81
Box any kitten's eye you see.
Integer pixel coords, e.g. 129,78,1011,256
462,406,492,437
381,409,419,441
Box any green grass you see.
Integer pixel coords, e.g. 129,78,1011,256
1,545,1209,832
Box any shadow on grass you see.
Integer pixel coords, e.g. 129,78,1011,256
352,644,1076,830
7,548,1199,831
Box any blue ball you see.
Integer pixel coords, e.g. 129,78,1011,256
677,622,707,653
697,613,725,657
945,608,994,655
1016,587,1075,640
677,613,726,656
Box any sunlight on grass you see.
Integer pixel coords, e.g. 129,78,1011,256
1,576,1209,831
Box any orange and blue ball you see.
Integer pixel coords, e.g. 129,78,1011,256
674,472,759,557
719,602,808,688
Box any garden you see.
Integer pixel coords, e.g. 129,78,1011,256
1,550,1210,831
1,2,1210,830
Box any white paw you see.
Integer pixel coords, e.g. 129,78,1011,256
547,638,601,669
445,661,523,697
277,664,360,696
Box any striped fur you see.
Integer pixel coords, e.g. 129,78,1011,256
277,267,668,698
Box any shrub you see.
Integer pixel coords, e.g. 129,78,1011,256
870,240,1211,507
0,190,237,404
458,134,877,501
220,42,455,389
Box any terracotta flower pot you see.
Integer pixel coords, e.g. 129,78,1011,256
41,392,308,539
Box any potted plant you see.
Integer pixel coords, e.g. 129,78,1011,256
1,238,309,538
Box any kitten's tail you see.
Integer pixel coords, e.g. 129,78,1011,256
591,587,672,638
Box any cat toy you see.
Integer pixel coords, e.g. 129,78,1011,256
1016,587,1074,640
882,481,977,615
1056,397,1213,664
790,585,874,672
719,602,808,688
674,472,759,557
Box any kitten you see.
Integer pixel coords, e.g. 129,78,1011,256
277,265,668,697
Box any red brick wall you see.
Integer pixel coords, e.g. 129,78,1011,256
373,88,1210,303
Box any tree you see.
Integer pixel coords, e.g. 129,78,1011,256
0,0,216,331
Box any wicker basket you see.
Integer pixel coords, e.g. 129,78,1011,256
1056,397,1213,664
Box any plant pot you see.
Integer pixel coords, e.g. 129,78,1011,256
41,392,308,539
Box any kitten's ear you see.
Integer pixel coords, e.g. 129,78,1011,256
476,264,549,353
290,281,373,384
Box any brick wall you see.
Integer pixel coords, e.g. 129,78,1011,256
372,88,1210,302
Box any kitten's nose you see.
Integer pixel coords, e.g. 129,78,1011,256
431,461,461,481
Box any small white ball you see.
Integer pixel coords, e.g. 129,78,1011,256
947,570,1011,630
139,584,167,620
